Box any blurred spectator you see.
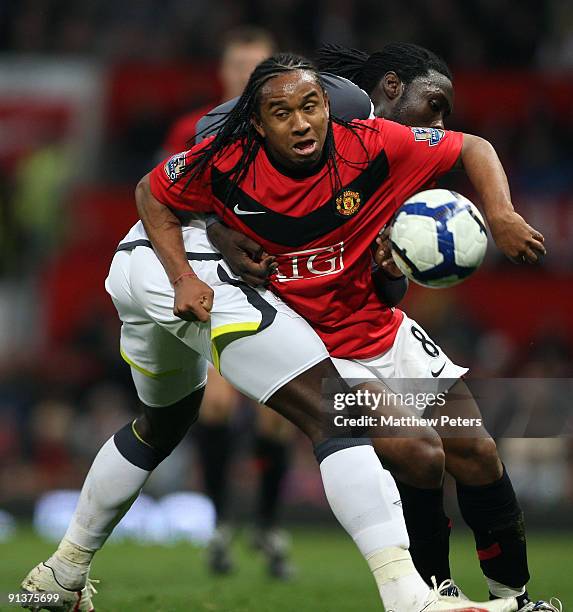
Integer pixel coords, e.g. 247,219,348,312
28,399,76,490
11,134,71,269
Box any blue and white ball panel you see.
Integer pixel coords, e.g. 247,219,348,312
390,189,487,288
391,214,444,272
447,207,487,268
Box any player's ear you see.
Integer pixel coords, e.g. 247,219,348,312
382,71,404,101
251,113,265,138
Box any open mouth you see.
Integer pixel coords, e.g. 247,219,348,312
293,139,317,156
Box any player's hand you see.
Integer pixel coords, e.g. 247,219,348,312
489,210,546,264
207,221,277,286
373,226,404,279
173,275,214,322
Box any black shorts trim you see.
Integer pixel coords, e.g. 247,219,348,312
211,265,278,360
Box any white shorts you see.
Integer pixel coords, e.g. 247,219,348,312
105,234,328,407
331,312,468,408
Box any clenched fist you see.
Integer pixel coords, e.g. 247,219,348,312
173,274,214,322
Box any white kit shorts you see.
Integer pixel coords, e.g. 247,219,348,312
331,312,468,409
105,222,328,407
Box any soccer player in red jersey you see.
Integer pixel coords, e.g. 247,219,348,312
140,52,544,605
144,57,543,352
204,44,559,610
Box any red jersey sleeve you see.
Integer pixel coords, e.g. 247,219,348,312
379,119,464,206
149,144,214,213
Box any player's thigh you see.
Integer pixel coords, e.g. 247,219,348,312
387,318,490,459
106,249,208,407
437,380,494,442
209,263,329,404
439,379,497,456
330,359,441,438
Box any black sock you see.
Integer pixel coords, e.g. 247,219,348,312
457,466,530,589
490,592,532,607
194,423,234,522
396,480,451,585
254,436,290,529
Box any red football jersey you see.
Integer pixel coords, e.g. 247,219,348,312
150,119,463,358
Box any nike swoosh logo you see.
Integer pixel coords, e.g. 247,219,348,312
431,363,446,377
233,204,266,215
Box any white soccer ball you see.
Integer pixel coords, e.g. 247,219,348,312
390,189,488,288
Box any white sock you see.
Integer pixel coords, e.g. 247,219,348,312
47,436,151,589
319,445,430,611
487,577,526,599
367,547,431,611
45,539,94,591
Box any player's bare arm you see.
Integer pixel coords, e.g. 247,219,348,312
135,174,214,321
207,220,277,286
459,134,546,264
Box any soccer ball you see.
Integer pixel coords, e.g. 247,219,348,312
390,189,488,288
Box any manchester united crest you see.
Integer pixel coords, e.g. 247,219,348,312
335,190,361,217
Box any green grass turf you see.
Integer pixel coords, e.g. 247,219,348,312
0,528,569,611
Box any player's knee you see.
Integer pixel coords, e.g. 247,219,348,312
136,388,204,455
447,436,502,482
379,435,444,488
400,436,445,488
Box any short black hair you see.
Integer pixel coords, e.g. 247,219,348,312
315,43,452,95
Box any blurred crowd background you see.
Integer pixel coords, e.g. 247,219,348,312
0,0,572,536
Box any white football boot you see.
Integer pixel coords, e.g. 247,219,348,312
20,561,97,612
419,578,518,611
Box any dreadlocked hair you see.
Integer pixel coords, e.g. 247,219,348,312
315,42,452,95
181,52,373,204
315,44,370,85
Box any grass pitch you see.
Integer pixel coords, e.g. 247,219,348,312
0,528,569,611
